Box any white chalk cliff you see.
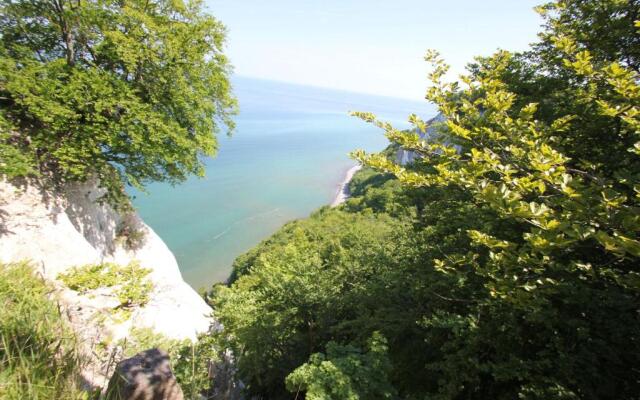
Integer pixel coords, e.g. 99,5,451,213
0,178,213,386
396,113,447,165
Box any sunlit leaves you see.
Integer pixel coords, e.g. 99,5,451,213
350,4,640,396
0,0,237,208
285,333,396,400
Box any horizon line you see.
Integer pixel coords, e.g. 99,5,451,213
232,74,429,104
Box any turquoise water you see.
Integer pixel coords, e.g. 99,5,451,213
132,77,435,289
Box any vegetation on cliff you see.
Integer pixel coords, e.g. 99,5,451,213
0,0,237,207
0,1,235,396
58,261,153,319
0,262,86,399
210,1,640,398
1,261,218,399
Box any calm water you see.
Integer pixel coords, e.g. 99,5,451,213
132,77,435,289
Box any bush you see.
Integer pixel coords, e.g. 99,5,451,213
58,261,153,318
286,332,396,400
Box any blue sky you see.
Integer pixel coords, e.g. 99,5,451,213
206,0,543,100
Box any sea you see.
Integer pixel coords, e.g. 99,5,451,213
132,76,436,290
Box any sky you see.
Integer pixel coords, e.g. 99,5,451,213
205,0,544,101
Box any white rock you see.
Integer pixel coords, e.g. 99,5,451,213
396,113,447,165
0,178,213,387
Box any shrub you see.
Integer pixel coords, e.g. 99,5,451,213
58,261,153,318
286,332,396,400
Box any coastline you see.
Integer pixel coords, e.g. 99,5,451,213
331,165,362,207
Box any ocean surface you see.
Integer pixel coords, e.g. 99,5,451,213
132,77,436,289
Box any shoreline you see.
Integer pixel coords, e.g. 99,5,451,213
331,165,362,207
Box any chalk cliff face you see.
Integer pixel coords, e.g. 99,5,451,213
396,113,447,165
0,178,213,386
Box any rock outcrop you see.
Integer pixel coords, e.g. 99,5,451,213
0,178,213,389
105,348,184,400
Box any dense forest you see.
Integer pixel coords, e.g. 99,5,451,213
209,1,640,399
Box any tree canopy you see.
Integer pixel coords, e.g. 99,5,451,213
0,0,236,206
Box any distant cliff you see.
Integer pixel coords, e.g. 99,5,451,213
396,113,446,165
0,178,212,388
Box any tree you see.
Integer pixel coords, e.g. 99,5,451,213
0,0,237,207
285,332,396,400
353,0,640,397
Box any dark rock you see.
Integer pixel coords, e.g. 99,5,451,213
209,349,244,400
105,348,184,400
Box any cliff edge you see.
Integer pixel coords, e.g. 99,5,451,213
0,178,213,387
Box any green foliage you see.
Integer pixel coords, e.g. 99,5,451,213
344,166,416,217
347,166,395,198
0,0,237,208
0,262,86,399
349,0,640,398
214,208,410,397
58,261,153,317
285,332,396,400
171,334,220,399
213,1,640,399
0,114,35,177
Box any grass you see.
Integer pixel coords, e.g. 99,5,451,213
0,262,87,399
0,261,217,399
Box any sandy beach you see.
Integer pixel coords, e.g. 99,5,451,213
331,165,362,207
